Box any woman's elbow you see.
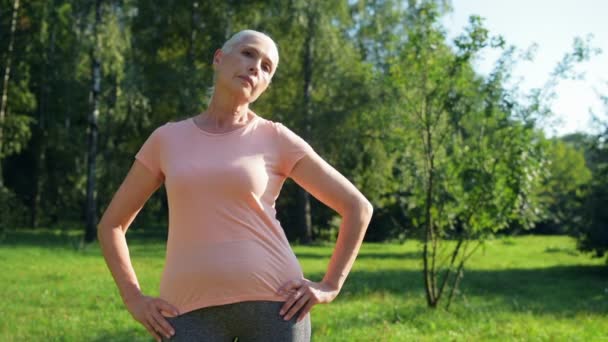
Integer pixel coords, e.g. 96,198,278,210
97,223,109,242
346,196,373,222
97,219,119,242
360,198,374,222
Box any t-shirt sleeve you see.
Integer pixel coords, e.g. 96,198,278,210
135,125,165,181
275,122,314,177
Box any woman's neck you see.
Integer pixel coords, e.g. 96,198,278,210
202,93,251,129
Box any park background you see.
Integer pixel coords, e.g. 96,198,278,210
0,0,606,340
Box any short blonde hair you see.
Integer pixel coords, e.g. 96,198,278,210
221,29,277,58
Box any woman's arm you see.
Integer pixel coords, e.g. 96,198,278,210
98,161,178,341
277,151,373,322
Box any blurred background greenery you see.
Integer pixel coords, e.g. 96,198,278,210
0,0,607,339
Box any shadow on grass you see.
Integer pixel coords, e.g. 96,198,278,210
0,229,167,250
90,329,150,342
1,229,83,249
295,251,421,260
313,265,608,316
3,230,420,260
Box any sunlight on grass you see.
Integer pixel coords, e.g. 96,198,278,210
1,231,606,341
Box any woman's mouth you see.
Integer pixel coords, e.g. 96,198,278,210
238,76,254,88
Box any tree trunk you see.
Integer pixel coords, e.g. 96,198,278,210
187,1,199,66
423,149,436,307
31,133,45,228
31,2,56,228
176,1,199,117
295,7,316,244
0,0,20,188
422,73,438,307
84,0,102,243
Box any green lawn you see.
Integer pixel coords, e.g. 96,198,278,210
1,231,606,341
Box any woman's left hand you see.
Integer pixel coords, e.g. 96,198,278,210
277,279,340,322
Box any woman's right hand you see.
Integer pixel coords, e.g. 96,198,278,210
125,294,179,341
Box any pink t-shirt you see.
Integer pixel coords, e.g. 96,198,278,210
135,114,313,314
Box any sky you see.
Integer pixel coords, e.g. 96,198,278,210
443,0,608,137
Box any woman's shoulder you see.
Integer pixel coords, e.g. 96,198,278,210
136,119,192,149
151,117,193,135
253,115,292,134
253,116,311,149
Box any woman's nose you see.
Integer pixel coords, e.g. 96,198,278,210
249,61,261,74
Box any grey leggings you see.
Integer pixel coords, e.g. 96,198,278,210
161,301,311,342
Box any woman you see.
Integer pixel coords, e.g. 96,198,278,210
98,29,373,342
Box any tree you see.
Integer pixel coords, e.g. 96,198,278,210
577,93,608,261
385,1,549,309
83,0,103,242
0,0,20,187
533,138,591,235
0,0,34,188
0,0,35,232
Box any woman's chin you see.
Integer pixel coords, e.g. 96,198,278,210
235,88,260,103
217,84,260,104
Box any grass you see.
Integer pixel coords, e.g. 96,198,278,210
0,230,606,341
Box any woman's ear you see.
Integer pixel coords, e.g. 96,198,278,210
213,49,223,66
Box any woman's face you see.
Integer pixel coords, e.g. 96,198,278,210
213,33,279,103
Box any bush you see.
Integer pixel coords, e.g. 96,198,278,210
0,185,27,239
577,174,608,262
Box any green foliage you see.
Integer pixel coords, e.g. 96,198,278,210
373,0,599,308
0,186,26,236
575,98,608,261
0,114,33,158
533,138,591,234
579,173,608,260
0,0,605,263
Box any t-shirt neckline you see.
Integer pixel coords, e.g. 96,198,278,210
190,114,259,137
